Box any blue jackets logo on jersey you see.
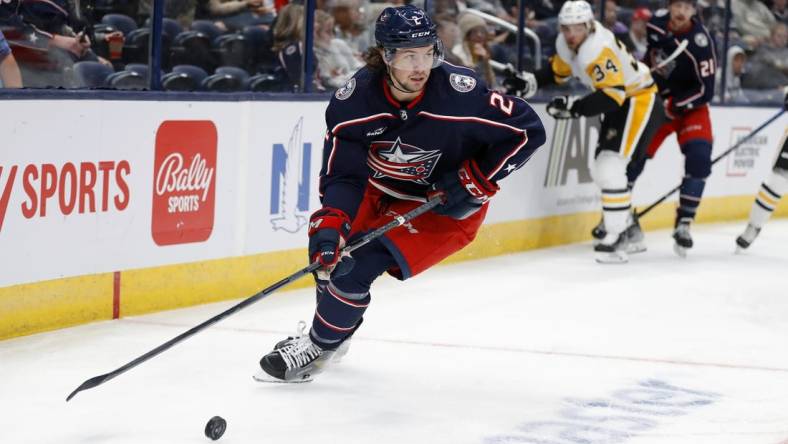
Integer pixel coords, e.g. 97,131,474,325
449,73,476,93
367,137,441,185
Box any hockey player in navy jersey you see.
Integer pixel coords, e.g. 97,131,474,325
623,0,717,257
504,0,665,263
254,5,546,383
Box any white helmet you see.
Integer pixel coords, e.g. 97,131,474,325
558,1,594,25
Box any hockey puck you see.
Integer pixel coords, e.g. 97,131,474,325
204,416,226,441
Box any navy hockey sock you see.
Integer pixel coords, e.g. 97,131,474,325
309,239,395,350
677,176,706,223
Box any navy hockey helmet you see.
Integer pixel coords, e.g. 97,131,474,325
374,5,444,69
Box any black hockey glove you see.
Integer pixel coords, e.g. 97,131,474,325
428,159,499,220
546,95,580,119
308,207,355,281
502,68,537,99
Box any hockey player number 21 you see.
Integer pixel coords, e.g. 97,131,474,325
700,60,715,77
490,92,514,116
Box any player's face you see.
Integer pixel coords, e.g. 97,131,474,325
560,24,590,51
386,46,435,91
668,1,695,31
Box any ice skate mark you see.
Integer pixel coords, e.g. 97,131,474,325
125,319,788,374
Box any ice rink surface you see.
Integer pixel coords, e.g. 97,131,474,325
2,220,788,444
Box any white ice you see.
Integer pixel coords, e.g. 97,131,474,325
2,220,788,444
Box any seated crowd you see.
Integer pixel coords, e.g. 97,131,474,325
0,0,784,102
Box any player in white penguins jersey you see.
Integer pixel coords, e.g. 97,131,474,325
505,0,665,263
736,89,788,251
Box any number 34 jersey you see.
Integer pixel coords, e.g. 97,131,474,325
551,21,655,106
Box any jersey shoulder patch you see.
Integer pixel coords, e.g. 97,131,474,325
449,72,476,93
335,78,356,100
693,32,709,48
655,8,668,17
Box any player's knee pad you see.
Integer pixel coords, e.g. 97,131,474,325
593,151,628,190
766,167,788,195
681,139,712,179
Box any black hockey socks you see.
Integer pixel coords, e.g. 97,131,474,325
309,239,395,350
310,283,369,350
676,176,705,224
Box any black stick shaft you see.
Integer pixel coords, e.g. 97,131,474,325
67,197,442,402
634,109,785,219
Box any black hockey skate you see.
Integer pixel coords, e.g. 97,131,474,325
624,213,646,254
672,221,693,258
594,232,629,264
735,224,761,252
591,216,606,246
254,324,334,383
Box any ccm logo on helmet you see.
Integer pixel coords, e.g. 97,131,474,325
410,31,430,38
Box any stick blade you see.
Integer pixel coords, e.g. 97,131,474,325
66,373,112,402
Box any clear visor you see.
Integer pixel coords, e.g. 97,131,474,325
383,41,444,71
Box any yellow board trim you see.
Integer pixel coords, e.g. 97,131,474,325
2,195,786,340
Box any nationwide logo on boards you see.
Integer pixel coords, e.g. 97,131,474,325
151,120,217,246
726,126,768,177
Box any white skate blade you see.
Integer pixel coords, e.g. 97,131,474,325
331,340,351,364
626,241,647,254
735,246,747,254
252,371,313,384
595,250,628,264
673,243,688,258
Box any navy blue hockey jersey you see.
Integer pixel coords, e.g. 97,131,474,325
646,10,717,110
319,62,546,220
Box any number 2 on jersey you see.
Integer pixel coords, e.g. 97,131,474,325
489,92,514,115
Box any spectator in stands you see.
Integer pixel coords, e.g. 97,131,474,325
139,0,197,29
772,0,788,24
435,13,464,66
272,3,324,91
717,45,749,102
0,29,22,87
629,7,651,60
206,0,276,32
330,0,373,53
742,23,788,89
602,0,633,49
15,0,113,86
700,0,730,39
452,12,499,88
313,9,363,88
731,0,776,47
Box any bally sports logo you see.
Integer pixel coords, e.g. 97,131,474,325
151,120,217,246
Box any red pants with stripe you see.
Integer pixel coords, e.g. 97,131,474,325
647,104,713,157
349,185,487,280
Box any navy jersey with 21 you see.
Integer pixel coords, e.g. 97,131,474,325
646,10,717,110
319,62,547,220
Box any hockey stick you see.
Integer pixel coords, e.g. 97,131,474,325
634,108,786,220
66,196,443,402
651,39,688,73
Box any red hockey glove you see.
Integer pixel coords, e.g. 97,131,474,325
308,208,354,280
428,159,499,220
664,97,687,120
